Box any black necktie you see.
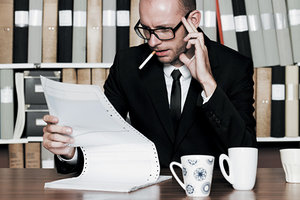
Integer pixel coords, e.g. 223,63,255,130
170,69,182,131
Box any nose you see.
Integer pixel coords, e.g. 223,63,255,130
147,33,162,48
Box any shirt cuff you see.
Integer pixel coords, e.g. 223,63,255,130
57,148,78,165
201,90,213,104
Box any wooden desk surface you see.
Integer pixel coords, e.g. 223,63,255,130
0,168,299,200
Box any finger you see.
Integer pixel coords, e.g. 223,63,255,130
48,133,74,144
184,32,202,42
45,124,73,135
181,17,194,33
194,39,205,60
187,18,198,32
199,32,205,48
51,147,75,156
186,39,199,50
44,140,69,148
43,115,59,124
50,147,76,157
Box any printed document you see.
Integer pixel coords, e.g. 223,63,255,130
41,76,171,192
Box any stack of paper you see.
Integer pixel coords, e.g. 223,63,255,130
41,77,171,192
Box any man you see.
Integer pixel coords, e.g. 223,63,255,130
43,0,256,174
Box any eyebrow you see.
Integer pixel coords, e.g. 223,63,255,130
140,22,176,29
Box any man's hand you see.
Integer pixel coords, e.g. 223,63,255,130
43,115,75,159
179,17,217,97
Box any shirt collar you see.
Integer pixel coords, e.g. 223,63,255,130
163,64,191,79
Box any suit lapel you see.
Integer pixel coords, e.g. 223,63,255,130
140,56,176,143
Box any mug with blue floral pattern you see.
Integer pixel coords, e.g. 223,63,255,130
169,155,215,197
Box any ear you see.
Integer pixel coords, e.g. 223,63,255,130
189,10,201,28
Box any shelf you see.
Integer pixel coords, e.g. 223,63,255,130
0,137,43,144
257,137,300,142
27,137,43,142
0,138,28,144
0,63,112,69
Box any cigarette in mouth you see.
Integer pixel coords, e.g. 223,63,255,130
139,51,156,70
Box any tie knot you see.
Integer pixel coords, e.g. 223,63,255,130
171,70,182,81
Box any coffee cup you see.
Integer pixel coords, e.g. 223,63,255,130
219,147,258,190
169,155,215,197
280,149,300,183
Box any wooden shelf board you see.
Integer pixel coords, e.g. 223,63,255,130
257,137,300,142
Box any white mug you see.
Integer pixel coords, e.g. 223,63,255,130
280,149,300,183
219,147,258,190
169,155,215,197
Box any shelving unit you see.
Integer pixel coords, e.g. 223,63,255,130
257,137,300,142
0,63,112,69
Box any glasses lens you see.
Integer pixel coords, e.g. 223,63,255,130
135,27,150,40
135,27,175,40
155,29,174,40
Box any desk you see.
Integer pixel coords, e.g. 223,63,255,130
0,168,299,200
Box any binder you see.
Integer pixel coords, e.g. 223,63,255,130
218,0,238,50
0,69,14,139
13,0,29,63
92,68,107,90
57,0,73,62
117,0,130,51
256,67,272,137
244,0,266,67
13,73,26,139
62,68,77,84
130,0,144,47
203,0,216,41
72,0,87,63
8,144,24,168
87,0,102,63
0,0,13,63
25,143,41,168
41,144,54,168
253,68,257,118
28,0,43,63
258,0,280,66
285,65,299,137
77,68,91,85
231,0,252,58
42,0,58,63
272,0,294,66
73,0,89,85
286,0,300,63
102,0,117,63
271,66,285,137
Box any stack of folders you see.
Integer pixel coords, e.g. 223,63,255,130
213,0,300,138
7,0,140,67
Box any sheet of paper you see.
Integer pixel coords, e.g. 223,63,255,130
41,77,165,192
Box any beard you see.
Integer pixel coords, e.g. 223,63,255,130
156,43,187,67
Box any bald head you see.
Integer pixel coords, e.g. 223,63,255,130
140,0,196,15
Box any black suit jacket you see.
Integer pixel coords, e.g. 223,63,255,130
55,34,257,174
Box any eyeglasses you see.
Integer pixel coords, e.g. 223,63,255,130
134,11,192,41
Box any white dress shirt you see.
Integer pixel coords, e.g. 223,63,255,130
59,64,213,163
163,64,212,111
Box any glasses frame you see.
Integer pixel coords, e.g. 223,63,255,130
134,10,192,41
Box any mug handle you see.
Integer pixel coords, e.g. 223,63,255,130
169,161,185,190
219,154,233,184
